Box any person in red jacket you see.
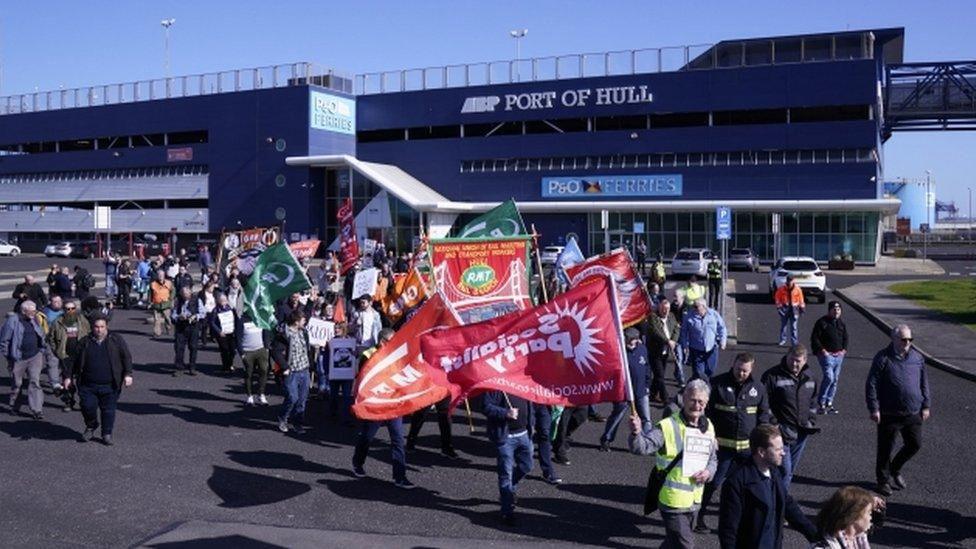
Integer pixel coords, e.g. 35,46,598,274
774,275,805,346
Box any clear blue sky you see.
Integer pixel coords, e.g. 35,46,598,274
2,1,974,212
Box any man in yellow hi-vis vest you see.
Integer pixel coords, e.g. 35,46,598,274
629,379,718,548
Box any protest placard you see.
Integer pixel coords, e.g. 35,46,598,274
328,337,359,381
352,267,379,299
307,317,335,347
217,311,235,335
681,431,714,478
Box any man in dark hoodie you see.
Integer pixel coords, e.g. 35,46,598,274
866,324,930,497
761,344,818,488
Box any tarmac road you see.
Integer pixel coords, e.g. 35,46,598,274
0,256,973,548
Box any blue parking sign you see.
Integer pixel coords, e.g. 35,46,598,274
716,206,732,240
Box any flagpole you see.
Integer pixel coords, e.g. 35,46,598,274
530,223,549,304
607,274,637,415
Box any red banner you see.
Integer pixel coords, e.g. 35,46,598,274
337,197,359,275
419,276,627,409
429,237,532,324
288,239,321,260
565,248,651,327
351,293,460,421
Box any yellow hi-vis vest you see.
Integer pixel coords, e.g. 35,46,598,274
682,283,706,304
656,413,715,509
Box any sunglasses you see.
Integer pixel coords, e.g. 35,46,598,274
65,307,76,310
900,337,913,342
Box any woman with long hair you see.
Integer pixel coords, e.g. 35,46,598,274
811,486,885,548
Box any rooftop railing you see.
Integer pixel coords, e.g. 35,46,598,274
0,62,351,116
355,32,875,94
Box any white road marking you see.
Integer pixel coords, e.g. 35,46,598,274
950,272,961,276
745,284,758,291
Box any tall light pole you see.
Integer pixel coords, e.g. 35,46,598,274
161,18,176,78
969,186,973,240
924,170,932,261
509,29,528,82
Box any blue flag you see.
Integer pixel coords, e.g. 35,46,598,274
555,237,585,286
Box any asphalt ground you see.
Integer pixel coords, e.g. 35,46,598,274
0,255,973,548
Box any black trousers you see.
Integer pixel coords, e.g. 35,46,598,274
649,351,670,402
215,334,236,371
553,406,587,460
117,280,132,308
876,413,923,483
407,397,453,451
708,278,722,309
174,322,200,372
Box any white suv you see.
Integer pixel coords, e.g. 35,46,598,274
671,248,713,278
0,239,20,256
769,256,826,303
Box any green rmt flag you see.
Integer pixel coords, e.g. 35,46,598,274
458,199,527,238
243,243,312,330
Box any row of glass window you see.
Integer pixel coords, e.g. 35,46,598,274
0,165,208,184
460,149,876,173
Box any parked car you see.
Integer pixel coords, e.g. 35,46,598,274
69,240,100,259
46,241,74,258
769,256,826,303
0,239,20,256
728,248,760,271
671,248,714,278
539,246,565,265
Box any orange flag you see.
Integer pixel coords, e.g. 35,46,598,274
381,268,429,323
351,292,460,421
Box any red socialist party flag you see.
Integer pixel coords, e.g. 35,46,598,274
419,275,628,409
351,292,460,421
337,197,359,275
565,248,651,327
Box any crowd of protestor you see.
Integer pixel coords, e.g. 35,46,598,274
0,241,931,549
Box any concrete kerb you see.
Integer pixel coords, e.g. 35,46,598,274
832,287,976,383
722,278,737,347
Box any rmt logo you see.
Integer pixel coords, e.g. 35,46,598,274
461,96,501,113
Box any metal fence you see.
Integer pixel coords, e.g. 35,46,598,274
0,62,351,116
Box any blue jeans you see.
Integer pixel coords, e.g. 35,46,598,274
780,431,808,487
778,307,801,345
315,353,329,392
817,353,845,406
79,383,119,436
674,347,686,385
353,417,406,482
687,347,718,380
496,431,533,516
601,395,651,444
279,369,310,424
532,404,556,480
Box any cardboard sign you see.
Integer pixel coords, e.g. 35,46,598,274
328,337,359,381
681,431,714,478
307,317,335,347
352,267,379,300
217,311,235,335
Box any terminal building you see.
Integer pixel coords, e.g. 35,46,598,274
1,27,973,263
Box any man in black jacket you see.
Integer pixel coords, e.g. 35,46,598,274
646,299,680,402
866,324,930,496
718,424,817,548
12,275,48,311
170,286,204,376
72,266,94,300
810,301,849,415
761,344,818,488
697,352,770,533
173,264,195,295
64,315,133,445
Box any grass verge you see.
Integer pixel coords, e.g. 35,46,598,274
889,279,976,331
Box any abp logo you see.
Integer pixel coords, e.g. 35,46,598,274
461,96,501,113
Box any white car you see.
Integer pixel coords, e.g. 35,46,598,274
0,239,20,256
670,248,713,278
769,256,826,303
539,245,564,265
46,242,73,258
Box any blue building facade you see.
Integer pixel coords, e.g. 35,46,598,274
0,31,908,262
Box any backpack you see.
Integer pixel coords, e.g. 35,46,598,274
83,271,96,290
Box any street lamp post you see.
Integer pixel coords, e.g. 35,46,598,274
924,170,931,261
161,19,176,78
509,29,528,82
969,186,973,241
